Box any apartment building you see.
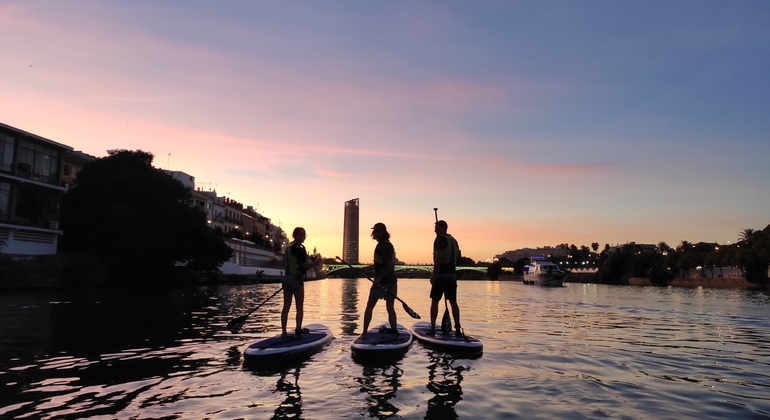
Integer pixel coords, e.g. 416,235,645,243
0,123,72,256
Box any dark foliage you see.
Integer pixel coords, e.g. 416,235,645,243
60,150,232,283
487,262,502,280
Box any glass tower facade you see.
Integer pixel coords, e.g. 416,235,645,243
342,198,359,264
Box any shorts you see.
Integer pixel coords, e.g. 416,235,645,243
430,273,457,300
282,274,305,293
369,282,397,301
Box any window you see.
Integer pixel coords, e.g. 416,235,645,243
0,182,10,218
0,134,14,172
15,183,60,227
16,139,60,184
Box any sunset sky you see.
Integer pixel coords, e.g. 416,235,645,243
2,1,769,264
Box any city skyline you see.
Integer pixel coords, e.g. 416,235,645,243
2,1,769,264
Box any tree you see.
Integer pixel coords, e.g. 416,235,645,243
487,262,503,280
513,257,529,275
738,225,770,285
591,243,599,252
739,228,756,245
60,150,232,283
457,256,475,266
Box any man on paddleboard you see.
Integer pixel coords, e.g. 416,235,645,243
428,220,463,337
360,222,398,339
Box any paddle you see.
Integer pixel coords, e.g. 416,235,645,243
335,256,421,319
441,298,452,334
226,287,283,333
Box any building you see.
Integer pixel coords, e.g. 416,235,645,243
61,150,96,188
165,170,195,189
495,245,571,263
342,198,359,264
0,123,72,256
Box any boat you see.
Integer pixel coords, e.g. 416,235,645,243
243,323,332,365
351,323,412,360
523,256,568,286
411,322,483,355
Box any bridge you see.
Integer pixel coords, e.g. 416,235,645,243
324,263,488,276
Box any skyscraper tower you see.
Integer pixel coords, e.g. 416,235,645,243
343,198,359,264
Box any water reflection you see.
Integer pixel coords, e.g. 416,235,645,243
272,367,302,419
356,362,403,418
424,353,468,420
340,278,360,336
225,345,241,367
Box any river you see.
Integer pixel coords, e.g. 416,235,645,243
1,279,769,419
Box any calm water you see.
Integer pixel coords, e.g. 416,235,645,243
1,279,769,419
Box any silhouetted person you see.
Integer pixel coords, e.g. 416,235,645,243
428,220,462,336
360,222,398,339
281,227,321,338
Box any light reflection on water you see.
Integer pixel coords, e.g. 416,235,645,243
0,280,769,419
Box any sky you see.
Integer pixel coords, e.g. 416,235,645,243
2,1,769,264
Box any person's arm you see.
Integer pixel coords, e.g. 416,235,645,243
302,255,321,270
296,245,320,271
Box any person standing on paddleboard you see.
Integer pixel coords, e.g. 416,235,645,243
360,222,398,339
428,220,463,337
281,227,321,339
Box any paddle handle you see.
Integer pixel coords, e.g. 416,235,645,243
335,256,420,319
245,287,283,317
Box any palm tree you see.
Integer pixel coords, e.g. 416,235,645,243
679,240,692,253
657,241,671,253
739,228,756,245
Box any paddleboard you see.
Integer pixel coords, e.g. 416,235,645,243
243,323,332,365
351,323,412,359
411,321,483,354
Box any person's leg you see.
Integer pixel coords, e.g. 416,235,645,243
361,296,377,338
281,287,292,337
428,281,443,332
444,275,461,334
429,299,440,333
386,297,397,331
450,299,461,331
295,284,305,336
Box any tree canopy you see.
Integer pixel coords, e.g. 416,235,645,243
60,150,232,282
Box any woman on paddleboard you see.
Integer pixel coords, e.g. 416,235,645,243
282,227,322,338
360,222,398,339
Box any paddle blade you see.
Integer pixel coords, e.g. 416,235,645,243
441,307,452,334
227,315,247,334
401,301,421,319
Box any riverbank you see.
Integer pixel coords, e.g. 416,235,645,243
0,257,290,289
628,277,763,288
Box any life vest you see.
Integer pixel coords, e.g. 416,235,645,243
435,234,459,273
284,241,306,275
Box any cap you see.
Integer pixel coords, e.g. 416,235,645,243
372,222,387,230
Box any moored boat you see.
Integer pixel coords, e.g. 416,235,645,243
523,257,567,286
